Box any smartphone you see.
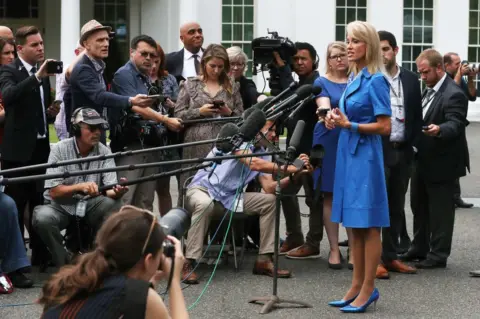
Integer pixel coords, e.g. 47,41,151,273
317,108,329,116
422,125,429,130
147,94,165,103
212,100,225,109
53,99,63,106
46,61,63,74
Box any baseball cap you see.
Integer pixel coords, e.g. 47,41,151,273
72,108,109,128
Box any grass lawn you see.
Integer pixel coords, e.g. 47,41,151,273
48,124,58,143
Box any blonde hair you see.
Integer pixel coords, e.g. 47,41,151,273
346,21,384,75
416,48,443,68
226,46,248,76
325,41,347,74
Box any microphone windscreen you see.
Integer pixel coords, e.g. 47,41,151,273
216,123,240,153
242,107,257,121
289,120,305,151
312,85,322,96
239,109,266,141
295,84,313,99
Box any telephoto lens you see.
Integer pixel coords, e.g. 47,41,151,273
309,144,325,168
159,207,191,258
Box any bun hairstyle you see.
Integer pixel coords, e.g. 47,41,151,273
38,206,166,310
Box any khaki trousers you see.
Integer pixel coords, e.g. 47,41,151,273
184,187,276,260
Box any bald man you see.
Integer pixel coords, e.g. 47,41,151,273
0,26,13,39
165,21,204,83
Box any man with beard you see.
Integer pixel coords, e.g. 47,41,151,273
376,31,423,279
33,108,128,268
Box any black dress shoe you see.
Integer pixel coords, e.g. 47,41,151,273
338,239,349,247
415,259,447,269
7,271,34,288
399,251,426,262
455,198,474,209
469,270,480,277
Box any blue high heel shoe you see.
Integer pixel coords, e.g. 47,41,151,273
339,288,379,313
328,295,358,308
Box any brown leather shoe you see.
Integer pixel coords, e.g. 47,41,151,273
286,244,321,259
279,238,304,255
385,260,417,274
181,261,199,284
252,259,292,278
376,264,390,279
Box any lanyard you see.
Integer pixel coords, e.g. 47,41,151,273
390,77,403,99
73,139,92,183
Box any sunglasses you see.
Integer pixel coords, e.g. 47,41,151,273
138,51,158,59
119,205,158,255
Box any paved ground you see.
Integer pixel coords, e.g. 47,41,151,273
2,124,480,319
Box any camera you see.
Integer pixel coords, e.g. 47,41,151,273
158,207,191,259
461,60,480,73
47,60,63,74
251,29,296,96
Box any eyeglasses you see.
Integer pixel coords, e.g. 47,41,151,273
329,54,347,61
138,51,158,59
230,62,245,69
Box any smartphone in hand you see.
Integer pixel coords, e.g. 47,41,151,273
212,100,225,109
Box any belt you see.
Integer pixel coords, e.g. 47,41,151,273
390,142,406,149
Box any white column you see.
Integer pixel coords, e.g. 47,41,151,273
368,0,404,63
434,0,469,59
60,0,80,63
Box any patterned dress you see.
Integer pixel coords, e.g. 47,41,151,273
174,76,244,205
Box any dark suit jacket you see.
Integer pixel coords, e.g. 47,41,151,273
382,67,423,167
70,54,130,116
414,75,468,182
165,48,185,84
0,58,52,163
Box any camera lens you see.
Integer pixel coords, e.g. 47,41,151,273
159,207,191,239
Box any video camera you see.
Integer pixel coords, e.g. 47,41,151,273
251,29,296,96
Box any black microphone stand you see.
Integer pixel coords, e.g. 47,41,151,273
248,156,312,314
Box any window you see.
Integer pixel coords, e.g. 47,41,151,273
0,0,38,18
221,0,255,77
469,0,480,96
335,0,367,41
402,0,434,73
94,0,128,84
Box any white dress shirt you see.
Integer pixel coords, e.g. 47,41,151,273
182,48,203,79
422,73,447,118
386,66,406,142
54,66,70,140
19,57,47,138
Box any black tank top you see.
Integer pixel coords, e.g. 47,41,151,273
41,275,150,319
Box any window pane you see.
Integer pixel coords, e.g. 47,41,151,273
413,9,422,24
233,6,243,22
413,0,422,8
243,43,252,58
412,45,423,60
468,47,477,61
404,11,413,25
244,24,253,41
6,0,31,18
424,0,433,8
337,0,346,6
246,61,252,78
244,6,253,23
31,8,38,18
470,0,478,10
105,4,116,23
413,27,423,42
94,4,105,21
402,45,412,61
403,26,413,43
223,7,232,23
357,8,366,21
117,4,126,19
222,24,232,41
470,28,478,45
404,0,413,8
336,26,346,41
233,24,242,41
233,0,243,4
223,0,232,4
357,0,366,6
244,0,254,4
470,11,478,28
347,0,355,6
346,8,356,23
424,9,433,26
424,27,433,43
336,8,346,24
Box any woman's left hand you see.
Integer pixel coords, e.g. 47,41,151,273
218,104,233,116
329,108,350,129
164,98,175,109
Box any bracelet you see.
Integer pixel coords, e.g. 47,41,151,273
350,122,359,132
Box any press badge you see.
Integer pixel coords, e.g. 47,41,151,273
75,200,87,218
232,195,244,213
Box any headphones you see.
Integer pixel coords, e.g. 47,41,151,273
70,107,85,138
313,53,320,70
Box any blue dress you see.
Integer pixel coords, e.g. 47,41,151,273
312,77,347,193
331,68,391,228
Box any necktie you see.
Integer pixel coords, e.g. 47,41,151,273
422,88,435,108
31,66,46,136
192,54,200,75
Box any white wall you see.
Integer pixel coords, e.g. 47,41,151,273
434,0,469,59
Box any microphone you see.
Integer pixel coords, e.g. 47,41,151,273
261,81,298,111
236,97,274,127
285,120,305,162
287,85,322,120
265,84,313,116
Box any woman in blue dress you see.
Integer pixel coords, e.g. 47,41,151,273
325,21,391,313
312,41,353,269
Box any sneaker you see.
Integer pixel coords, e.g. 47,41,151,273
286,244,321,259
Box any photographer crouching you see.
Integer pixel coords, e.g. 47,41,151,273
272,43,323,259
38,205,189,319
110,35,183,211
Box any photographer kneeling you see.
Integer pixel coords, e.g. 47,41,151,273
38,205,189,319
33,108,128,268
